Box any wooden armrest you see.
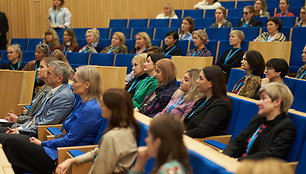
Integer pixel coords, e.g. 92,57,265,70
285,161,298,172
46,135,55,141
57,145,98,164
38,124,62,141
194,135,232,152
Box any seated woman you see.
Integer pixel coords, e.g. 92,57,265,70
238,6,262,27
129,32,151,54
162,31,182,56
133,54,164,109
296,6,306,27
155,69,204,120
79,28,102,53
43,28,60,52
101,32,128,54
184,66,231,138
156,3,178,19
0,44,24,70
232,50,265,98
179,16,194,41
194,0,222,9
50,49,75,74
23,42,49,71
254,0,270,17
224,82,296,161
210,7,233,28
295,45,306,79
48,0,71,28
58,28,80,53
140,59,178,117
254,17,286,42
216,30,245,81
275,0,294,17
129,116,193,174
2,65,103,173
186,29,212,57
56,88,140,174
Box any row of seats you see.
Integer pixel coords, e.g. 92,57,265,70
219,0,304,10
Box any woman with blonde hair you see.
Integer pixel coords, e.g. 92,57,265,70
254,0,270,17
0,44,24,70
140,58,178,117
59,28,80,53
156,3,178,19
155,69,204,120
186,29,211,57
43,28,60,52
101,32,128,54
79,28,102,53
23,42,49,71
130,32,152,54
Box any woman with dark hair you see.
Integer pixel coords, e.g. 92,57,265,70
194,0,222,9
59,28,80,53
48,0,71,28
232,50,265,98
186,29,211,57
224,82,296,161
296,6,306,27
56,88,140,174
295,45,306,79
162,31,182,56
255,17,286,42
130,116,193,174
184,66,231,138
210,7,233,28
238,6,262,27
275,0,294,17
140,59,178,117
0,44,24,70
179,16,194,41
254,0,270,17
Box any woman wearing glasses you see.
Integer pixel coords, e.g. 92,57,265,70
295,45,306,80
238,6,262,27
296,6,306,27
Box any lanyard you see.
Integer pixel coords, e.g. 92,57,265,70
35,62,39,82
246,124,265,154
63,46,70,54
242,22,248,27
168,94,185,114
299,70,306,79
187,99,208,119
136,48,147,55
83,46,88,53
265,32,280,42
10,62,20,71
54,9,59,23
127,79,141,92
60,101,83,133
133,76,154,100
233,77,246,94
224,48,241,64
107,46,119,54
192,50,201,57
280,11,288,17
163,45,177,56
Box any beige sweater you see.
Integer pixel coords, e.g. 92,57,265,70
75,127,138,174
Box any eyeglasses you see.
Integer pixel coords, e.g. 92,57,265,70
38,42,49,52
300,12,306,15
243,12,249,15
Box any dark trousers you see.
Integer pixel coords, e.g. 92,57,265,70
1,134,56,174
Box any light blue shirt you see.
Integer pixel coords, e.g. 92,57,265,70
48,7,71,28
179,32,193,41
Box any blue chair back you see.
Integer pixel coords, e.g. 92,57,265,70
227,95,242,135
154,27,178,40
10,38,28,51
220,1,235,9
176,40,189,56
66,52,90,69
98,28,110,39
174,9,183,18
227,68,246,92
151,39,162,47
253,17,268,27
110,27,132,40
89,53,115,66
54,28,65,39
128,19,148,28
125,39,135,52
204,9,216,18
227,8,243,18
183,9,204,18
148,19,170,28
98,39,111,51
296,136,306,174
279,17,296,27
109,19,128,28
236,1,254,8
73,28,89,39
194,18,215,28
27,38,43,51
0,50,9,65
233,27,260,41
289,27,306,73
206,40,219,63
283,77,299,96
205,28,231,41
266,1,279,9
131,28,154,39
170,18,182,28
291,80,306,113
217,40,231,63
94,117,109,144
228,17,242,27
114,54,134,73
22,51,36,64
77,39,88,48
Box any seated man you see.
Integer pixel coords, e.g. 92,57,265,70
0,61,75,140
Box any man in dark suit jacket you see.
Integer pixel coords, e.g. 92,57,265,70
237,5,262,27
0,11,9,50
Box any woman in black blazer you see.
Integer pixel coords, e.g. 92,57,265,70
223,82,296,161
184,66,231,138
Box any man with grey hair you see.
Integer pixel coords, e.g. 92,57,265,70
0,61,75,138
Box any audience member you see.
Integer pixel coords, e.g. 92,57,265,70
130,116,193,174
140,59,178,117
162,31,182,56
58,28,80,53
295,45,306,79
0,11,9,50
79,28,102,53
22,43,49,71
210,7,233,28
56,88,140,174
275,0,294,17
155,69,204,120
48,0,71,28
254,0,270,17
224,82,296,161
232,50,265,98
50,49,75,74
186,30,211,57
261,58,289,85
130,32,151,54
216,30,245,81
43,28,60,52
101,32,128,54
2,65,103,174
296,6,306,27
179,16,194,41
0,44,24,70
156,3,178,19
255,17,286,42
184,66,231,138
238,6,263,27
194,0,222,9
